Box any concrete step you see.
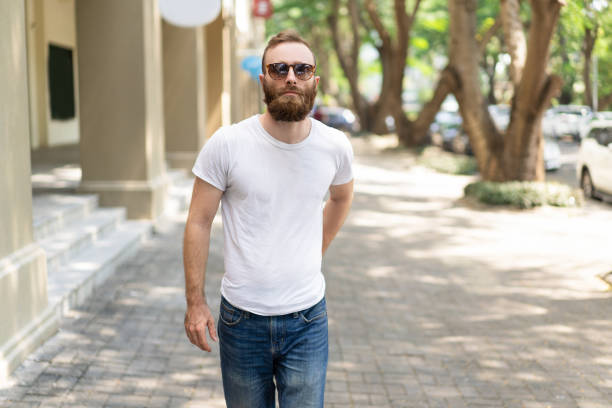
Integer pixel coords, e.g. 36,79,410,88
32,194,99,241
38,207,126,274
165,169,194,214
47,220,152,317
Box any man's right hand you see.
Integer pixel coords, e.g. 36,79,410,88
184,302,218,352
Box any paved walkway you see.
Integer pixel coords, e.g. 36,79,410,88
3,138,612,408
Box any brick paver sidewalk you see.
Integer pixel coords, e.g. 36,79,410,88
3,142,612,407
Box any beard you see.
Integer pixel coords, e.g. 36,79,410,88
263,80,317,122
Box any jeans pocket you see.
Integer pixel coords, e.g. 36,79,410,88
299,298,327,324
219,298,243,326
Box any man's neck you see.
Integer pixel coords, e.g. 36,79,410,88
259,112,311,144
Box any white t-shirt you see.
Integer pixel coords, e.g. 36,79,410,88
192,114,353,315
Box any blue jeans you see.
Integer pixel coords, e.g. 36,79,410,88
218,296,328,408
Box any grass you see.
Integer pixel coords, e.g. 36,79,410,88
464,181,583,209
417,146,478,175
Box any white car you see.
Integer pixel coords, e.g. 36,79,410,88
577,120,612,200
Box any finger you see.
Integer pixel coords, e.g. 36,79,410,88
185,321,197,345
195,326,211,352
208,317,218,342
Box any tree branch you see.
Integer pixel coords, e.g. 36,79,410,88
328,0,356,85
348,0,361,69
365,0,393,51
478,18,501,56
408,0,423,29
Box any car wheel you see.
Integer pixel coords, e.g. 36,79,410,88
581,169,598,200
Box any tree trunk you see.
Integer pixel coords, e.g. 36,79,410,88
449,0,503,180
397,66,458,146
502,0,564,181
500,0,526,86
599,93,612,111
556,24,574,104
583,25,597,109
329,0,380,133
449,0,564,182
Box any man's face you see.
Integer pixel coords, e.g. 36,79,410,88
260,42,319,122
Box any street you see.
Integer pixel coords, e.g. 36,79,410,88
2,140,612,408
546,140,580,189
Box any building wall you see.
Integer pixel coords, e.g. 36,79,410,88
26,0,79,149
0,0,53,383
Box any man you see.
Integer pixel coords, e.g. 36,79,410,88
183,30,354,408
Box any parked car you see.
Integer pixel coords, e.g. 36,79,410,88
578,111,612,141
576,120,612,200
428,110,463,149
312,106,359,132
549,105,592,141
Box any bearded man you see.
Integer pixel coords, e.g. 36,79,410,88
183,30,354,408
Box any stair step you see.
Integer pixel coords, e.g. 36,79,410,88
38,208,126,273
47,221,152,316
165,171,194,214
32,194,99,241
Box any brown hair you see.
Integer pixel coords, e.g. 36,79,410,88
261,30,316,73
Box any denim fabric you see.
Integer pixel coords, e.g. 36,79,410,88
218,296,328,408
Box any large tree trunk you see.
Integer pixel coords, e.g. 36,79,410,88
502,0,564,181
449,0,564,182
500,0,526,86
449,0,503,180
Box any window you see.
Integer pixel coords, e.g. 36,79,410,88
48,44,76,120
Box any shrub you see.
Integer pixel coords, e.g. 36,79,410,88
417,147,478,175
464,181,583,209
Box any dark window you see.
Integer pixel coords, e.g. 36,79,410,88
601,129,612,146
587,128,599,140
48,44,75,120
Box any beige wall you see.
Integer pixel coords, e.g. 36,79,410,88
26,0,79,149
0,0,53,383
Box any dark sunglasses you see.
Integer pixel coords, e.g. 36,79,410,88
266,63,315,81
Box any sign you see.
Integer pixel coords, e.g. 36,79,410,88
241,56,262,80
253,0,273,19
159,0,221,27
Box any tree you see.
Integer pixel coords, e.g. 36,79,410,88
329,0,434,140
449,0,564,181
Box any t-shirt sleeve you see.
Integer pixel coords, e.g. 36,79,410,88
192,128,229,191
332,135,354,186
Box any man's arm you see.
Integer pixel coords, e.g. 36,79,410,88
322,180,354,255
183,177,223,352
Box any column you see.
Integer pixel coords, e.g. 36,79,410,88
162,23,206,170
205,14,224,137
0,0,55,383
76,0,167,219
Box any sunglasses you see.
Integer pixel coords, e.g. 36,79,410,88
266,63,315,81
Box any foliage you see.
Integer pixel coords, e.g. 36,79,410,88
418,147,478,175
550,0,612,106
464,181,583,209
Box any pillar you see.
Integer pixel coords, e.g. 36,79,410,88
76,0,167,219
205,14,224,137
162,23,206,170
0,0,55,383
